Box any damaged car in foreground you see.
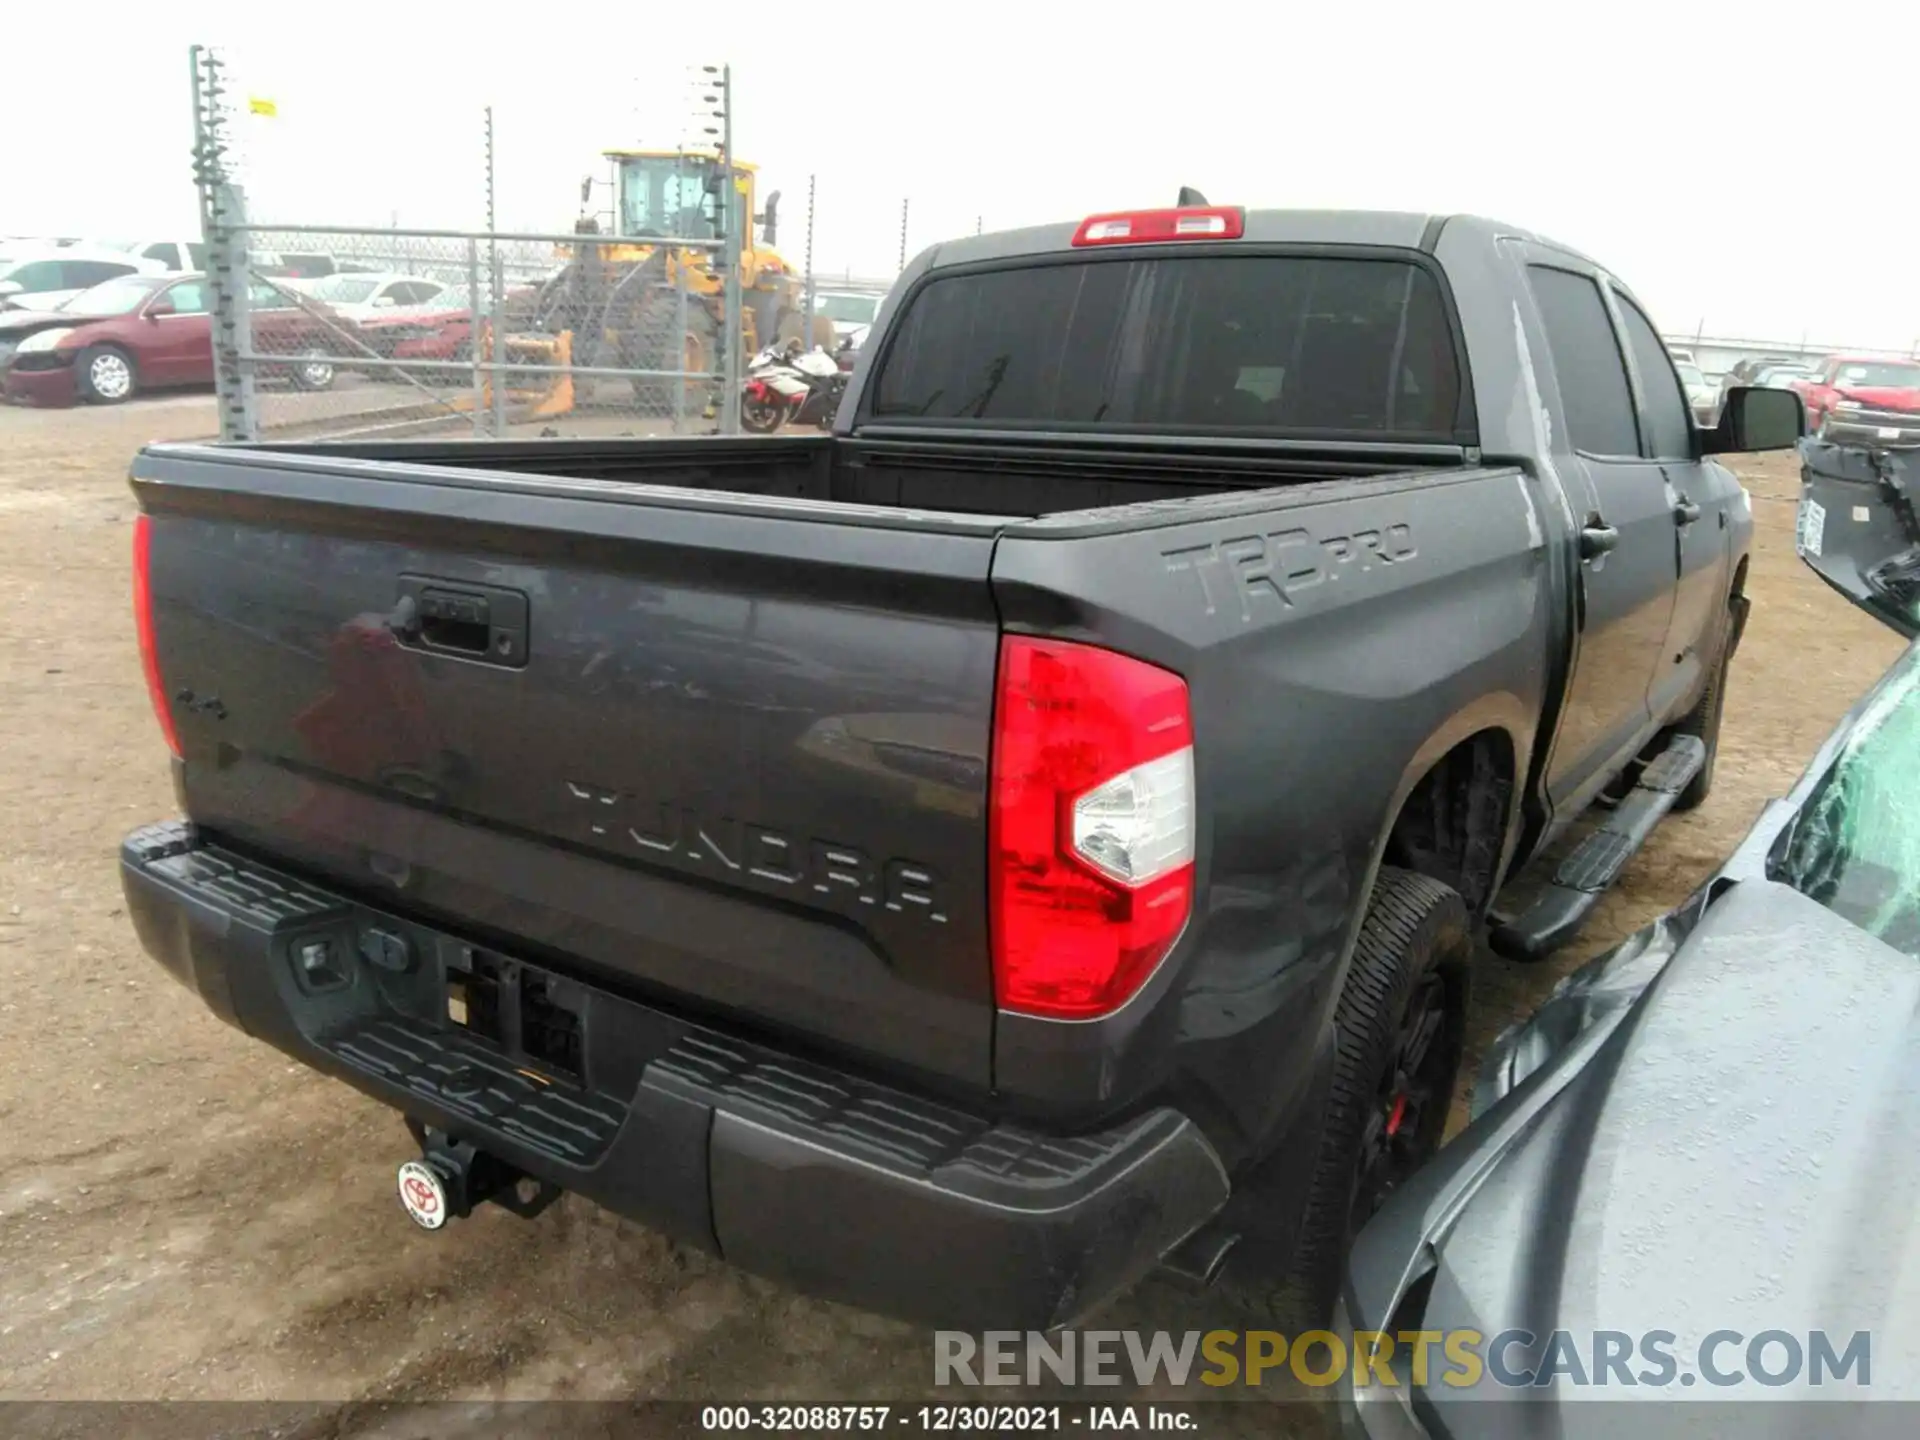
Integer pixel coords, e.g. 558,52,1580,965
1338,436,1920,1439
1796,437,1920,642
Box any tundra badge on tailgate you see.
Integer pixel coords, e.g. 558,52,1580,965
564,782,947,923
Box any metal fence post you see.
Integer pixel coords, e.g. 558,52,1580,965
674,258,689,435
803,174,816,348
486,105,505,438
718,64,742,436
466,237,484,437
218,190,257,442
490,248,507,437
191,45,257,443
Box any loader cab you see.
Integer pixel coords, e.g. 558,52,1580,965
606,150,758,250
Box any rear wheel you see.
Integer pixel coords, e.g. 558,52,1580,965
1220,867,1470,1328
77,345,137,405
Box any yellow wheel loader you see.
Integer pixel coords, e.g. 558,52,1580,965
497,150,831,420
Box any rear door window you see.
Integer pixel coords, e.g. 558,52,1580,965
1527,266,1640,457
870,253,1466,439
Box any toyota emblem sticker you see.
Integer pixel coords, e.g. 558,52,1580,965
396,1160,448,1230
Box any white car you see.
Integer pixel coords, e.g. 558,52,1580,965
287,271,447,319
96,238,209,273
95,238,291,276
0,245,165,310
811,290,881,342
1675,359,1718,423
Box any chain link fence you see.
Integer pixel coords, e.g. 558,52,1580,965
226,225,725,440
191,47,756,443
180,48,1004,442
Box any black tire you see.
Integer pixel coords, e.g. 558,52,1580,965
740,394,786,434
76,344,137,405
628,295,720,416
1221,867,1470,1328
1667,604,1733,812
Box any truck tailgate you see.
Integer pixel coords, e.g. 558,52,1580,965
132,448,1002,1090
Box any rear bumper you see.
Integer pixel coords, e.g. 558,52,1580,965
121,821,1229,1329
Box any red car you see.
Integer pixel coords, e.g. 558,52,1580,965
1791,354,1920,444
1,273,352,406
353,284,474,378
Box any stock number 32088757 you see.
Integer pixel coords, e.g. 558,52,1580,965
700,1406,1066,1431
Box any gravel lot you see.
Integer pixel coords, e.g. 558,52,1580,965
0,394,1905,1420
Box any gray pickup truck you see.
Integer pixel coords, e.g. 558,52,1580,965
119,205,1799,1330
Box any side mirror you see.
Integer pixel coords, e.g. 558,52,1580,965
373,294,396,308
145,297,175,319
581,176,593,205
0,281,21,300
758,190,781,246
1704,385,1804,454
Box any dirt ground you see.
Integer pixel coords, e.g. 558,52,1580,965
0,394,1906,1415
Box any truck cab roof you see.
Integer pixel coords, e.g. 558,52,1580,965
910,210,1602,271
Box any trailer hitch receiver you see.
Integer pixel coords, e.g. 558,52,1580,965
397,1123,563,1230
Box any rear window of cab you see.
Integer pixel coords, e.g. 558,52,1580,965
869,252,1466,440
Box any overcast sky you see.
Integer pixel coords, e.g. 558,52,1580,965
11,1,1918,348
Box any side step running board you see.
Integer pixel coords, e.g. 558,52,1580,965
1489,735,1706,964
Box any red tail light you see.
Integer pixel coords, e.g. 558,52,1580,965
132,514,181,759
989,637,1196,1019
1071,206,1245,247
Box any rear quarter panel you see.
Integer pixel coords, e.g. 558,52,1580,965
989,466,1553,1148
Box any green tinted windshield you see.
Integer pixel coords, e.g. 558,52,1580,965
1774,645,1920,956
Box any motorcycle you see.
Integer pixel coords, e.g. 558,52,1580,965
740,340,848,434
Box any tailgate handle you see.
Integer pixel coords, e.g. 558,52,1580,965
420,589,492,654
392,577,530,668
